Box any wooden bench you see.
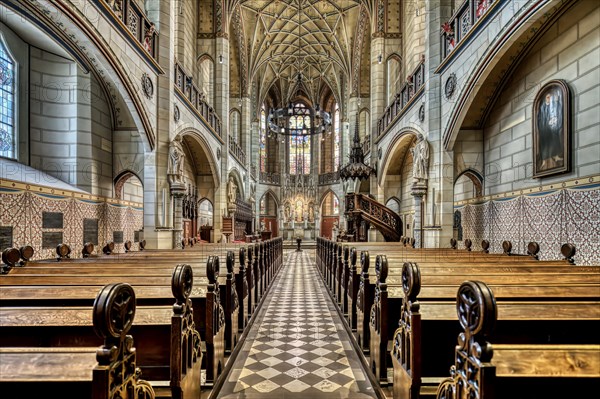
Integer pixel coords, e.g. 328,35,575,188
391,263,600,398
0,264,202,398
434,280,600,399
0,283,157,399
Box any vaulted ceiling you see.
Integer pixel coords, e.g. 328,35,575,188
229,0,372,109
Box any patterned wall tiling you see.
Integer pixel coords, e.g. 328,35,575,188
0,189,143,260
455,186,600,266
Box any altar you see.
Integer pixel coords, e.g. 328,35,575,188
282,223,316,241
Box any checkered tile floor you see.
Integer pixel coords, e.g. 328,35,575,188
216,250,377,398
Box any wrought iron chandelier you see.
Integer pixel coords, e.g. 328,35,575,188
339,119,376,181
266,0,332,139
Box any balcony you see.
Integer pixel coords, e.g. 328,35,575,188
439,0,503,71
318,172,340,186
96,0,159,70
376,60,425,139
259,172,281,185
228,137,246,167
174,62,222,138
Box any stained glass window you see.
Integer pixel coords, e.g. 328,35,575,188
289,104,311,175
334,104,340,171
0,35,16,159
333,196,339,215
260,107,266,172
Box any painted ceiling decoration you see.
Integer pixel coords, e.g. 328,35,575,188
227,0,386,111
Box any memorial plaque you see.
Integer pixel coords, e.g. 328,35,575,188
113,231,124,244
134,230,141,243
42,232,63,248
83,219,99,245
42,212,63,229
0,226,13,250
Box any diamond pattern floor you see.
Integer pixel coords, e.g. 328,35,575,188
216,250,377,398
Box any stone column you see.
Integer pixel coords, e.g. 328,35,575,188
370,36,385,206
170,182,186,249
412,182,427,248
212,35,230,242
142,0,175,249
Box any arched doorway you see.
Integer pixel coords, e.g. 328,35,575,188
320,191,340,240
259,190,279,238
198,198,213,242
114,171,143,203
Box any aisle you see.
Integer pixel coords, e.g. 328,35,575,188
216,250,377,398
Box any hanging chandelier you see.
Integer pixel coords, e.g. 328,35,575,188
339,118,376,181
266,0,332,139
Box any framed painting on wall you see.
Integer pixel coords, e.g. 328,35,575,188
532,79,571,178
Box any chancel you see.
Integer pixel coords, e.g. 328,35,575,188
0,1,598,398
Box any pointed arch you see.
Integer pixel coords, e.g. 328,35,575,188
114,169,143,201
378,129,421,186
175,128,221,188
259,189,280,209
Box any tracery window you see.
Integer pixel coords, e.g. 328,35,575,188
260,107,266,172
0,34,16,159
289,103,311,175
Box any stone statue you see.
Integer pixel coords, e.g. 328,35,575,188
284,205,291,222
411,133,430,182
168,136,185,184
249,183,256,208
227,176,237,206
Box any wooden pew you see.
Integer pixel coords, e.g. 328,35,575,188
391,263,600,398
0,283,156,399
0,265,202,398
434,280,600,399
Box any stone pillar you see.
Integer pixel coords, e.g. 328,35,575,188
142,0,175,249
170,183,186,249
370,36,385,205
422,1,454,248
212,35,230,242
412,182,427,248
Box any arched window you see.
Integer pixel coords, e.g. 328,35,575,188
0,34,16,159
260,106,266,172
289,103,311,175
334,104,340,171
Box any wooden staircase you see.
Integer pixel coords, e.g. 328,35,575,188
344,193,402,242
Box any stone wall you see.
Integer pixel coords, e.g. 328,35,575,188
482,1,600,194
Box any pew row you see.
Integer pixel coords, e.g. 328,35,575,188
0,283,157,399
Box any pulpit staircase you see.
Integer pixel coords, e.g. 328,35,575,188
344,193,403,242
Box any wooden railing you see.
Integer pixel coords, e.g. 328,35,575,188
318,172,340,185
174,62,222,137
345,193,402,242
441,0,499,59
376,60,425,138
259,172,280,185
228,137,246,166
98,0,158,61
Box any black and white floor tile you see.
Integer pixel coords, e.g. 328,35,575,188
217,250,377,398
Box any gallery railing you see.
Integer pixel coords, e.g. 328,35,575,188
174,61,222,137
318,172,340,186
376,60,425,138
98,0,158,62
259,172,281,185
228,137,246,166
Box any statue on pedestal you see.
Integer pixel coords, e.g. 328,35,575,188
168,136,185,185
411,133,430,183
227,176,237,207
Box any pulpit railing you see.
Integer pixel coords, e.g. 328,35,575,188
345,193,402,242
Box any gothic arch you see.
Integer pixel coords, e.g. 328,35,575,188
454,168,484,198
114,170,143,200
175,128,221,187
319,189,340,209
378,128,421,186
227,168,245,201
259,189,280,209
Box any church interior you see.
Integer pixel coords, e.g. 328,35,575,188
0,0,598,398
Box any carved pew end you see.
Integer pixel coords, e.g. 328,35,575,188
502,240,513,255
1,248,21,274
102,241,115,255
82,242,95,258
527,241,540,260
139,239,147,250
124,240,132,253
561,243,576,264
481,240,490,253
56,243,71,261
464,238,472,251
18,245,34,266
450,238,457,249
